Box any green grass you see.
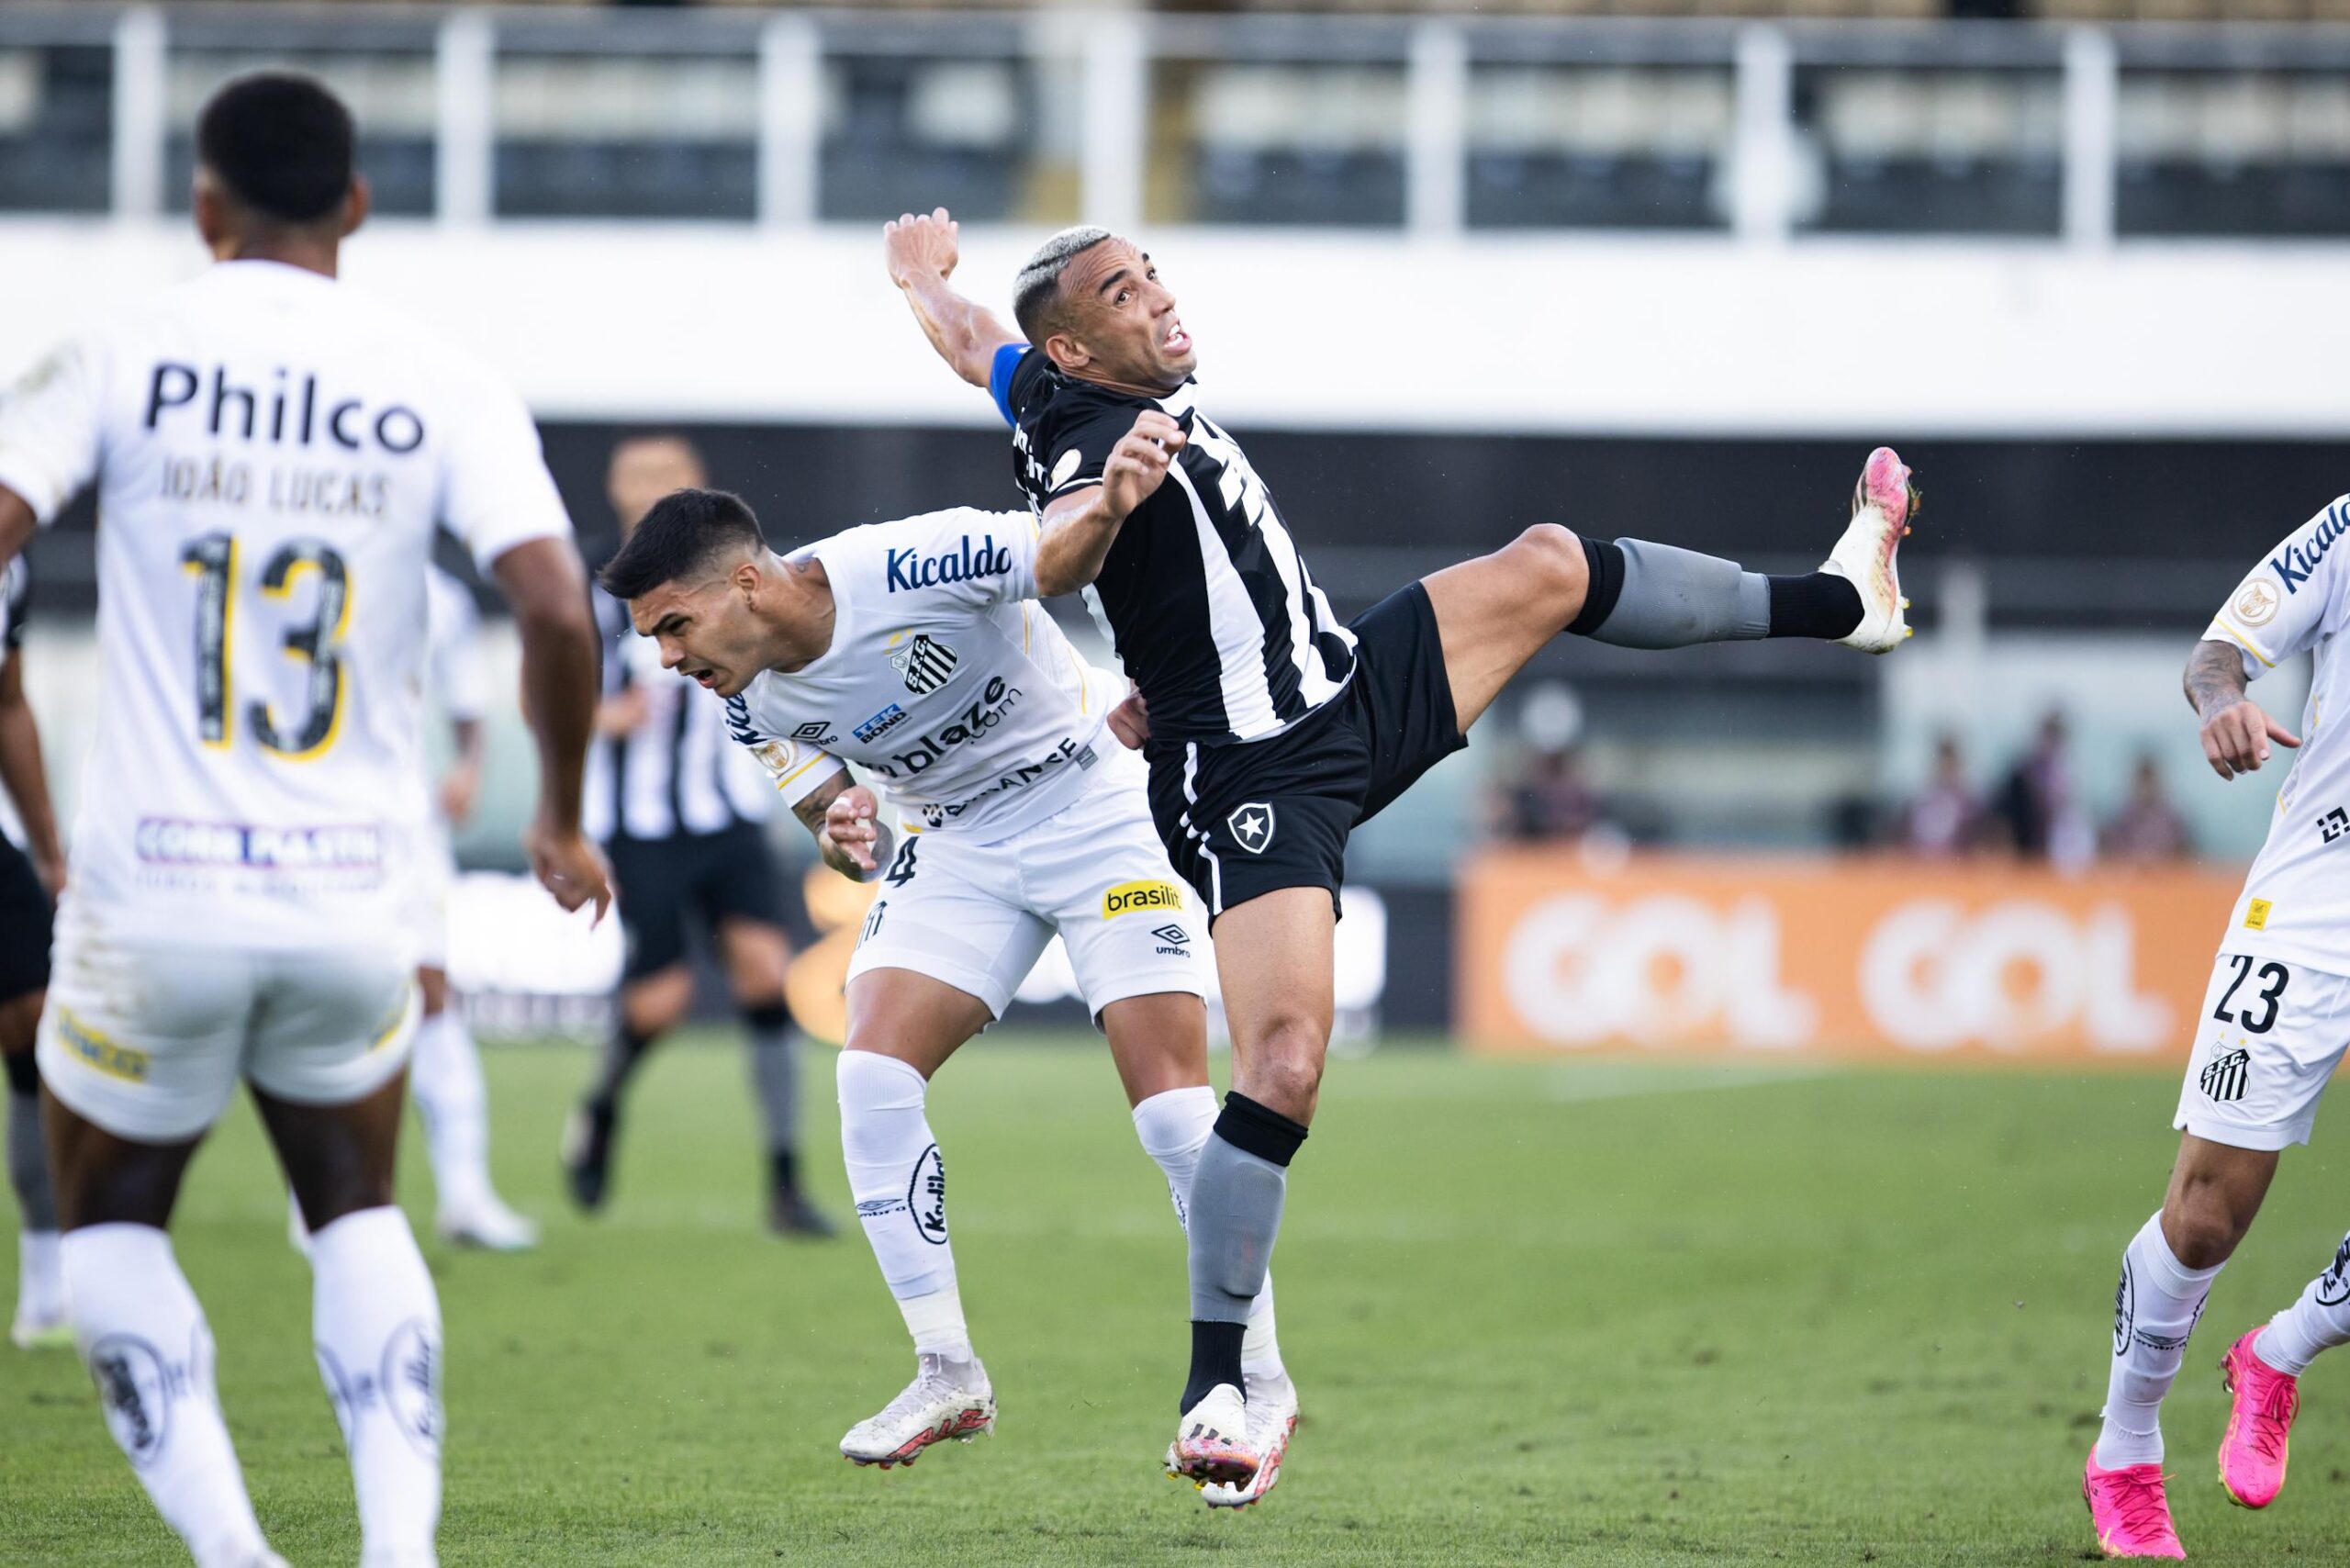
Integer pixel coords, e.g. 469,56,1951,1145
6,1037,2350,1564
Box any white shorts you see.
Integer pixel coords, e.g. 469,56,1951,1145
38,904,419,1143
2174,947,2350,1151
847,759,1209,1021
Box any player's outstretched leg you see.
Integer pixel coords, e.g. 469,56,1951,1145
2213,1227,2350,1508
1424,446,1919,739
410,973,536,1251
6,1047,67,1348
1134,1085,1298,1509
835,1047,993,1468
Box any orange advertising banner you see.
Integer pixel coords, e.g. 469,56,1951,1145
1457,852,2249,1063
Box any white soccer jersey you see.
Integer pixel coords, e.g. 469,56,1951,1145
723,507,1125,838
0,260,571,950
2204,495,2350,971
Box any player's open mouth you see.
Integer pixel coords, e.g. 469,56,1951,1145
691,668,717,688
1163,322,1191,354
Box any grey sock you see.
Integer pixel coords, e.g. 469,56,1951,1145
744,1004,798,1160
7,1087,54,1231
1187,1134,1287,1325
1582,537,1770,649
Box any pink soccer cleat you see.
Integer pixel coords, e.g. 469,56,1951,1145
2084,1447,2186,1560
2219,1328,2300,1509
1821,445,1919,654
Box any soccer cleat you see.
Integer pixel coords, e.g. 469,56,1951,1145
1166,1382,1258,1489
437,1195,541,1252
562,1102,616,1214
1820,445,1919,655
9,1305,70,1351
840,1354,995,1469
2083,1446,2186,1560
1201,1372,1298,1509
767,1185,838,1240
2219,1328,2300,1509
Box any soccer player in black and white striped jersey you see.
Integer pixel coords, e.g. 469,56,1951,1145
562,435,834,1238
886,208,1920,1493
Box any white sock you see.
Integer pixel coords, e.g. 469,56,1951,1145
408,1008,493,1216
310,1206,442,1568
1131,1086,1284,1381
2255,1229,2350,1375
17,1227,64,1321
62,1224,271,1568
837,1050,971,1360
2098,1211,2222,1468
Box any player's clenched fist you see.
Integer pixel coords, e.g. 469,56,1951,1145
1102,411,1186,522
883,207,960,288
823,783,885,876
2200,697,2300,780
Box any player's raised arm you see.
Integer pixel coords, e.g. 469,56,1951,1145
2188,498,2347,778
492,537,612,918
1034,410,1185,597
885,207,1024,392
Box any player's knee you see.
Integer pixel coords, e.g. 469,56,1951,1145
1241,1014,1328,1119
1497,524,1589,620
416,968,449,1018
2165,1181,2258,1269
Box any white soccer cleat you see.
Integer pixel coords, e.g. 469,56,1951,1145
1820,445,1919,655
1166,1381,1258,1489
840,1354,995,1469
11,1233,69,1350
1201,1372,1298,1509
437,1195,540,1252
9,1304,70,1351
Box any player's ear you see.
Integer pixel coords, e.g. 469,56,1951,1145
338,174,372,239
733,553,765,602
192,170,231,252
1042,328,1089,375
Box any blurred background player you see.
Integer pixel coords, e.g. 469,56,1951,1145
0,553,67,1347
2079,493,2350,1560
598,488,1293,1504
410,563,538,1249
564,435,832,1237
0,73,608,1567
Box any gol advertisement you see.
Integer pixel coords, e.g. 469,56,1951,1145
1457,852,2248,1062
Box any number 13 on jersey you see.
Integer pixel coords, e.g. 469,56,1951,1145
181,532,352,760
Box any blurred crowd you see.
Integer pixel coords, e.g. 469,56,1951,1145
1483,701,2197,867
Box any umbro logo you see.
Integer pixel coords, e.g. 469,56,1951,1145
2322,807,2348,845
1151,924,1188,946
1226,802,1275,855
790,721,837,746
2200,1047,2251,1104
889,633,959,696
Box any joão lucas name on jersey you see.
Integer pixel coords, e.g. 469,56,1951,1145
887,534,1013,593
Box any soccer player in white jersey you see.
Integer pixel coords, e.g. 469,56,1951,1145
596,487,1297,1505
0,75,608,1568
2079,495,2350,1560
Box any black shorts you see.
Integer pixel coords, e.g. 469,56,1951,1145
0,834,51,1002
604,819,784,983
1147,581,1466,924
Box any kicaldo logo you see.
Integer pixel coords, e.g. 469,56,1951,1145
1471,862,2210,1061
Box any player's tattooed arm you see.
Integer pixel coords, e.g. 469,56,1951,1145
884,207,1023,390
2187,637,2300,780
797,768,892,881
1035,411,1187,597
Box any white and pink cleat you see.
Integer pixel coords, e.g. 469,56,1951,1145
1822,445,1919,655
2218,1328,2300,1510
2084,1447,2187,1561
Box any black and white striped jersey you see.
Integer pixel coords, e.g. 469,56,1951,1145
995,347,1356,747
584,585,772,842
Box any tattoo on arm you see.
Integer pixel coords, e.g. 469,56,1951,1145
2185,638,2251,719
792,770,849,838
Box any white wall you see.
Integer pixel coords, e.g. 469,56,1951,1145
3,218,2348,438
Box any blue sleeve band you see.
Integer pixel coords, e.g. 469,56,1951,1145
988,342,1028,428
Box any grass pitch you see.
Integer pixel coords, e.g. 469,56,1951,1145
7,1036,2350,1565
